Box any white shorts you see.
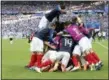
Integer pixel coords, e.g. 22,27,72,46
72,45,81,56
56,51,70,67
30,37,44,52
38,16,49,30
79,37,92,53
42,50,57,63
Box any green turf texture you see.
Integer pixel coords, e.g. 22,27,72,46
2,39,108,79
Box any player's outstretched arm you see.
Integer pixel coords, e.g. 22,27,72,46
44,41,56,49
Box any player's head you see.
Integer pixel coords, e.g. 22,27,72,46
60,4,65,10
50,22,56,29
78,14,81,18
71,16,77,24
60,4,66,14
64,21,71,29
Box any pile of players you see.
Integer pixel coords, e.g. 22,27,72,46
25,5,103,73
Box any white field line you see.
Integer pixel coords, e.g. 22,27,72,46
95,41,108,50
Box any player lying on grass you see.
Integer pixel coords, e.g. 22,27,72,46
25,23,56,69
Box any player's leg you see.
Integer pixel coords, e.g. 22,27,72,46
88,37,102,65
90,49,103,69
38,16,49,30
66,58,74,71
71,45,81,71
78,37,96,70
34,50,57,73
49,51,64,72
40,50,57,68
10,38,13,44
61,52,70,72
80,56,89,71
34,50,50,72
88,38,102,70
25,37,38,68
34,37,44,67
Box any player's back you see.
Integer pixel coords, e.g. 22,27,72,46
34,27,51,40
78,26,91,38
45,5,61,22
59,35,75,53
65,24,84,42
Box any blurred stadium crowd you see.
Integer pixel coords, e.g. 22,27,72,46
1,1,108,39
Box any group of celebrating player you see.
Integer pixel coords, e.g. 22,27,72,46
25,4,103,73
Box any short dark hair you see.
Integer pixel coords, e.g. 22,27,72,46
64,21,71,26
60,5,65,9
72,16,77,24
78,15,81,17
50,22,56,27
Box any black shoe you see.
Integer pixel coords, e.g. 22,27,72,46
25,65,30,69
95,65,101,70
100,62,103,67
25,65,35,71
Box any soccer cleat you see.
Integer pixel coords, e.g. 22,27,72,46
66,65,73,71
25,65,35,71
25,65,32,69
34,67,42,73
70,66,80,71
100,63,103,67
95,65,101,70
99,62,103,68
29,66,35,71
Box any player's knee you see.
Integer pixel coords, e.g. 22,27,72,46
73,54,79,57
32,51,37,54
37,52,43,54
84,49,90,54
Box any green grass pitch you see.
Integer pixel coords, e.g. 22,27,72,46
2,39,108,79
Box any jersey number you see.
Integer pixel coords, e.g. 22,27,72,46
64,38,72,47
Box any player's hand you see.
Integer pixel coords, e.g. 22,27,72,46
57,31,63,35
49,68,54,72
50,45,56,49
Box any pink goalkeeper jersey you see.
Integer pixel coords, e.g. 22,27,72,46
65,24,84,42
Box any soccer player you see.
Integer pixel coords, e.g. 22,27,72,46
9,35,13,44
8,32,14,44
63,18,101,71
78,22,103,70
98,31,102,41
54,33,75,72
38,4,66,30
25,23,56,69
